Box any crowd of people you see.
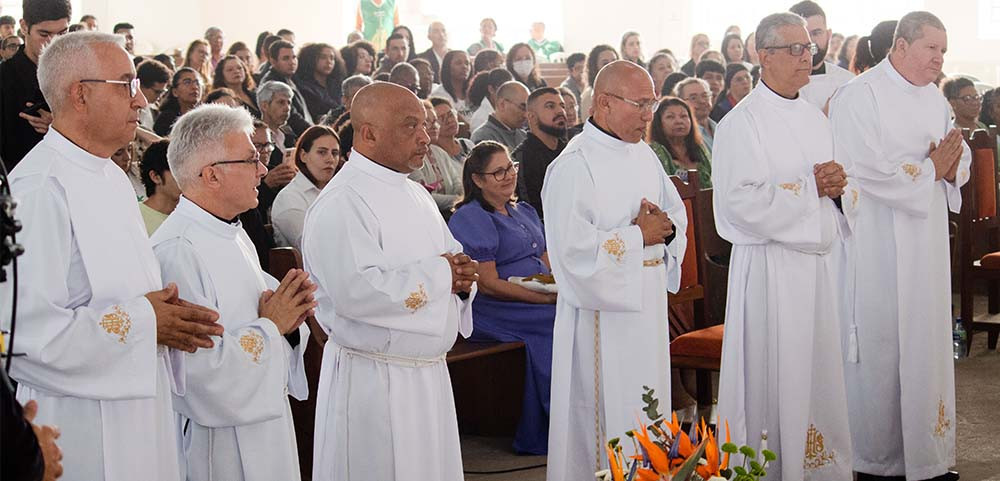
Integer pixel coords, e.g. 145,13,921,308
0,0,995,480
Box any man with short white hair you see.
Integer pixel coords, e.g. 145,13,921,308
417,21,448,82
151,104,316,480
3,31,223,481
714,12,855,480
829,11,969,481
790,1,855,110
257,80,297,152
675,77,717,150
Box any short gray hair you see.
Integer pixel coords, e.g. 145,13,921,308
342,74,373,95
257,80,294,108
204,26,222,39
674,77,710,98
38,32,126,114
893,11,946,47
167,104,255,190
755,12,807,51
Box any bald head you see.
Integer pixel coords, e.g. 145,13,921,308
389,62,419,93
591,60,656,143
497,81,529,99
593,60,654,97
495,81,530,130
352,82,430,173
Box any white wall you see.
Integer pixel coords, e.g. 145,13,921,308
73,0,998,84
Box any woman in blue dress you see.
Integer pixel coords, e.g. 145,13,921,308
448,141,556,455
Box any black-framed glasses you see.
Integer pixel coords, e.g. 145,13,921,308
604,92,657,113
80,77,141,98
765,42,818,57
198,158,260,176
478,162,518,181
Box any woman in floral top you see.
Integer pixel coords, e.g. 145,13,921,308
647,97,712,187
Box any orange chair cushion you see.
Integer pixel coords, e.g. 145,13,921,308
981,252,1000,270
670,324,724,359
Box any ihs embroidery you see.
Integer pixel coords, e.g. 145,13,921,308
602,233,626,263
803,424,836,470
405,284,428,312
240,331,264,363
100,306,132,344
934,399,951,438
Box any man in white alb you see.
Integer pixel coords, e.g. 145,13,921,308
151,104,316,480
2,32,222,480
542,60,687,481
829,11,969,481
791,1,855,111
304,82,479,481
713,13,856,481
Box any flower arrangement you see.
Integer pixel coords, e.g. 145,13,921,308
597,386,776,481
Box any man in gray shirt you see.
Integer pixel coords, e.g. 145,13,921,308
471,81,529,150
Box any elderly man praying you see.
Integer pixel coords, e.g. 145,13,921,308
151,104,317,481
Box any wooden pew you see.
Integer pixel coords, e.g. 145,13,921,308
538,62,567,90
447,338,526,436
956,126,1000,350
267,247,327,481
668,170,730,411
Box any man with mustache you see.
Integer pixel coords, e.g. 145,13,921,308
304,82,479,481
790,0,855,111
514,87,568,220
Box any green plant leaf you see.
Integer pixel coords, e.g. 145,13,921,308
721,442,739,453
739,446,757,459
625,430,635,438
750,461,761,471
762,449,777,461
609,437,620,449
733,466,748,476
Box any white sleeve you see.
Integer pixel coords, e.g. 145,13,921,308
712,111,823,246
657,166,688,294
303,190,455,336
542,154,645,312
155,238,290,428
2,178,158,399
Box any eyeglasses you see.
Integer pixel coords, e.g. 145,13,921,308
765,42,818,57
478,162,518,181
79,77,141,98
500,97,527,111
957,94,983,103
605,92,658,113
683,92,712,103
253,141,276,155
179,77,202,87
198,158,260,176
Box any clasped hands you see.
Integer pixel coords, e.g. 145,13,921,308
633,198,674,246
442,253,478,294
929,129,963,182
258,269,318,334
814,160,848,198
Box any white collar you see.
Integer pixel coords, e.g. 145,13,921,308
173,195,243,239
43,127,112,173
349,150,410,186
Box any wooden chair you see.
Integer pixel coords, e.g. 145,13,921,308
538,62,568,90
446,338,526,435
267,247,327,481
667,171,727,411
957,126,1000,350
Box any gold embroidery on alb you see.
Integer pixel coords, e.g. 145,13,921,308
934,399,951,438
240,332,264,363
100,306,132,344
602,234,626,263
779,182,802,196
902,163,922,181
851,189,859,209
405,284,428,312
803,424,836,470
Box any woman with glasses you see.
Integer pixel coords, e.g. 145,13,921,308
941,76,987,131
272,125,342,249
409,100,465,215
447,141,555,455
648,97,712,187
154,67,203,136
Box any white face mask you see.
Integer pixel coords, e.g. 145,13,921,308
513,59,534,78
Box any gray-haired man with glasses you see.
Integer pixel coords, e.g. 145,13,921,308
471,80,529,150
714,11,857,481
